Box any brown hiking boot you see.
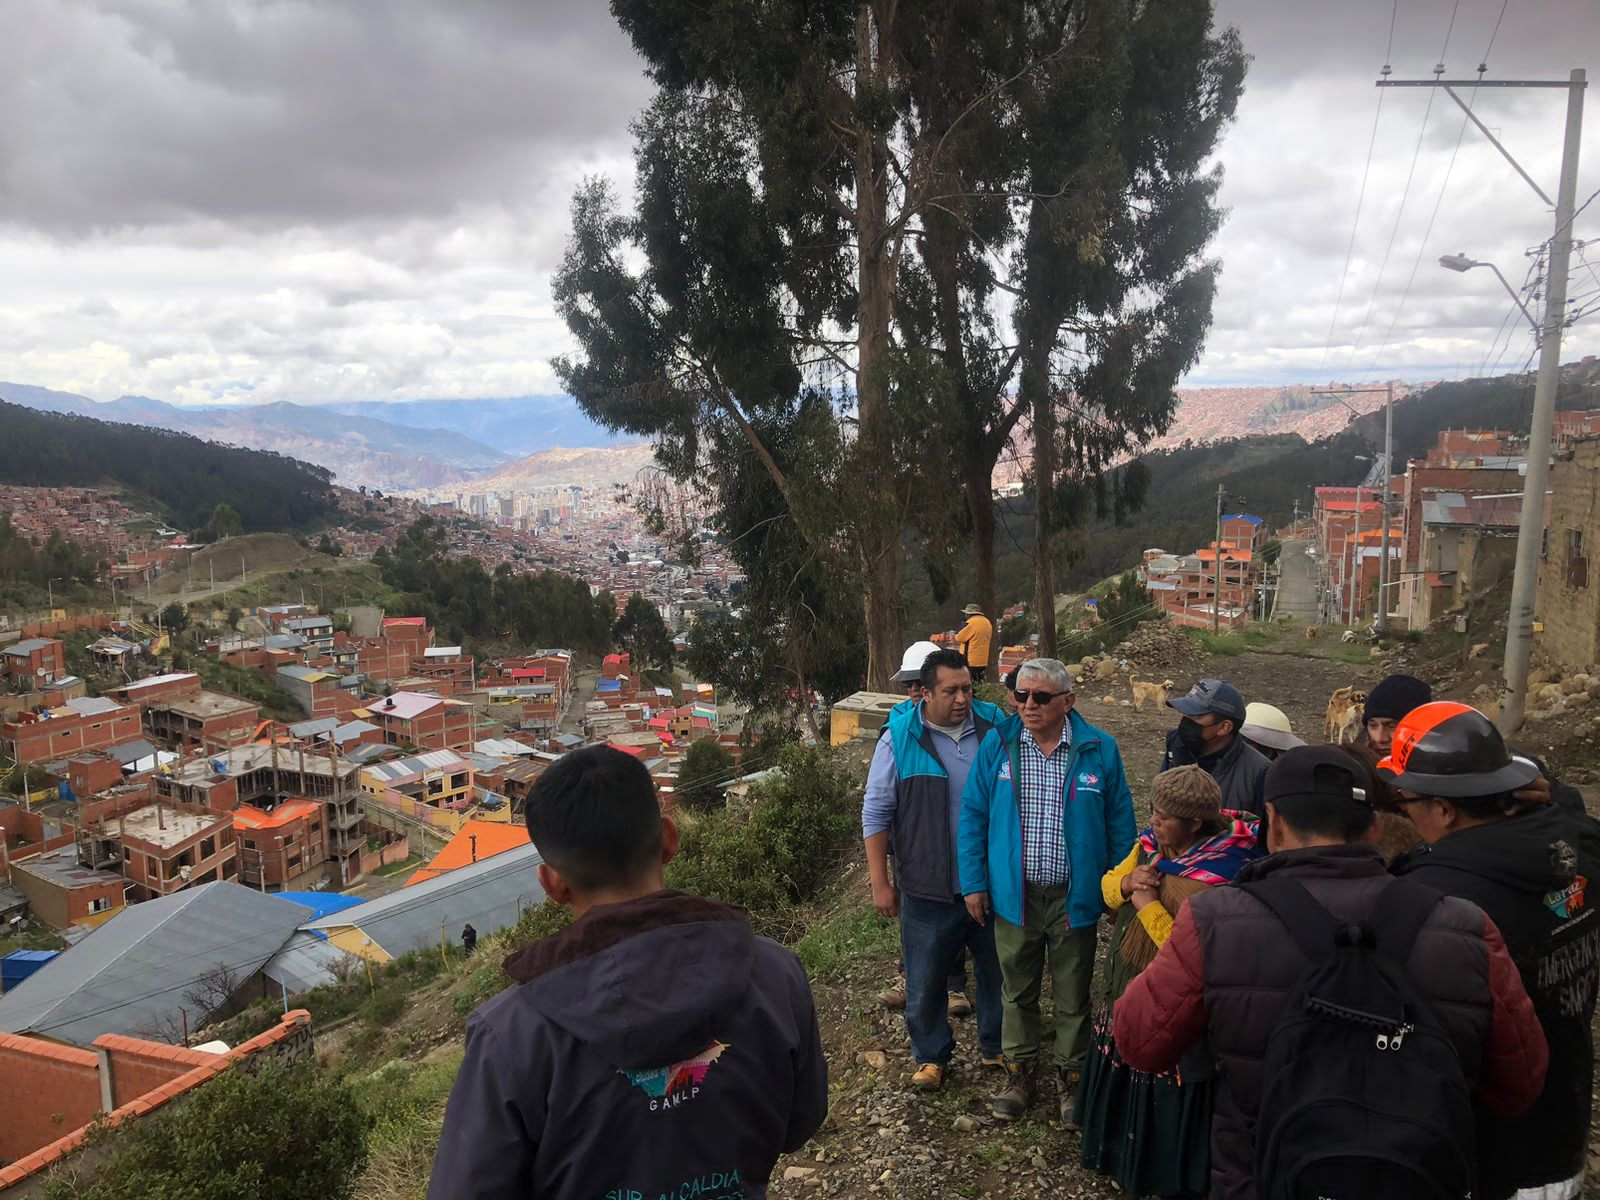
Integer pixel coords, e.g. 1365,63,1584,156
946,990,974,1018
1058,1068,1083,1130
877,981,907,1009
991,1062,1035,1121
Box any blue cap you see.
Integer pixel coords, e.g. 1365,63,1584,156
1167,678,1246,723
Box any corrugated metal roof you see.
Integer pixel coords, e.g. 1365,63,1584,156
303,843,544,959
261,930,355,993
0,883,314,1045
4,638,56,656
288,716,340,737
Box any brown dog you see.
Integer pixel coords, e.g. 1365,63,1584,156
1129,675,1175,712
1323,686,1369,744
1305,626,1318,640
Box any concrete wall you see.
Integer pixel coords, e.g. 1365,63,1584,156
1538,439,1600,671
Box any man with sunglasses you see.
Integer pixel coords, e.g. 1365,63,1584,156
1160,678,1268,820
959,658,1135,1126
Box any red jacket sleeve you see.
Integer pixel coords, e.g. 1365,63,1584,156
1475,913,1548,1116
1112,901,1209,1073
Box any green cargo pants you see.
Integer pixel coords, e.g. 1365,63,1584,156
993,882,1097,1071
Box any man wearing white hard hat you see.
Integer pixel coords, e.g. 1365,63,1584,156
891,640,944,699
1237,702,1305,761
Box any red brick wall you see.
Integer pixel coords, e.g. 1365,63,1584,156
0,1035,101,1163
95,1037,217,1109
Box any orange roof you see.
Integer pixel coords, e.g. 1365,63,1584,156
1195,548,1253,562
406,819,530,886
233,799,321,830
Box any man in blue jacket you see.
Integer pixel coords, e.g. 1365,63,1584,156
864,648,1007,1091
428,746,828,1199
960,657,1135,1126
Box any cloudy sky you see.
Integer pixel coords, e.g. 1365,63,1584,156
1,0,1596,414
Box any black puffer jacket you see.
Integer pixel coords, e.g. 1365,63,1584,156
1115,844,1549,1200
1395,805,1600,1200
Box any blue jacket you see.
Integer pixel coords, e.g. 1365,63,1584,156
877,698,1005,901
958,709,1136,930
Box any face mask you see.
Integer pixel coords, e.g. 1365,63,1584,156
1177,717,1211,755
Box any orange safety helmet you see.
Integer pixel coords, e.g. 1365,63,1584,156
1374,701,1538,798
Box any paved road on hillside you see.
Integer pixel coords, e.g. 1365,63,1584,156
1275,537,1320,623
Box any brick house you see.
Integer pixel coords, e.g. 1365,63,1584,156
233,800,326,891
365,691,474,751
107,672,201,706
1536,436,1600,671
1,639,66,687
10,849,125,930
76,797,238,902
143,691,260,750
1,698,143,765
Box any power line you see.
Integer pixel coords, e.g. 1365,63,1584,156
1317,0,1400,369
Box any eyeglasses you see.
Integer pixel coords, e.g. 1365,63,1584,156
1012,689,1068,706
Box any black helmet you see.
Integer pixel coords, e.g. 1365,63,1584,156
1374,701,1538,798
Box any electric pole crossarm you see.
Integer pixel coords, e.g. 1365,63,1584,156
1441,86,1553,206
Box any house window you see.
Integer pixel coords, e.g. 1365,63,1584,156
88,897,112,913
200,836,216,859
1567,529,1588,590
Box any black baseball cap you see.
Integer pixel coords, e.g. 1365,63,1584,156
1264,745,1373,809
1167,678,1247,724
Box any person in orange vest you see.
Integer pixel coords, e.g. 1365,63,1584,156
956,604,994,682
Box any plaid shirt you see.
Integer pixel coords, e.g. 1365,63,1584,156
1018,727,1071,886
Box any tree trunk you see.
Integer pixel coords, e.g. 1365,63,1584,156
964,459,998,618
1028,364,1057,656
854,3,902,690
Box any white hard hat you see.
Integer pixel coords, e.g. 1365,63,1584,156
892,640,943,684
1240,702,1305,752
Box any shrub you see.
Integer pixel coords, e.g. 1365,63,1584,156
43,1064,369,1200
676,739,737,810
665,743,860,941
363,986,406,1027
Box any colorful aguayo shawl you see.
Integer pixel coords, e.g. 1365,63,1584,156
1141,812,1260,885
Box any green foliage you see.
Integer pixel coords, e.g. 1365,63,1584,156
613,593,674,670
665,743,860,942
192,655,302,718
159,601,189,634
43,1065,369,1200
1186,627,1273,658
1060,571,1159,659
346,1053,463,1200
0,514,103,608
196,502,245,543
317,534,342,557
0,406,338,531
793,901,902,978
373,517,613,651
997,608,1035,648
676,739,736,811
363,986,406,1027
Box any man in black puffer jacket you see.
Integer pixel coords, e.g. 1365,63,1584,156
1382,702,1600,1200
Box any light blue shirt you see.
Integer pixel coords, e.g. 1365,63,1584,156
862,707,981,895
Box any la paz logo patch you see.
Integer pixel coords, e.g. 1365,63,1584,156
1078,772,1099,787
1545,875,1588,920
618,1041,728,1111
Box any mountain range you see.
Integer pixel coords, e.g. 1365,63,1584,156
0,379,1414,496
0,385,620,492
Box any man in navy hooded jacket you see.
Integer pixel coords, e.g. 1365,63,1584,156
427,746,828,1200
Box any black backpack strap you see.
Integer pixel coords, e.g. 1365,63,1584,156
1240,878,1342,963
1370,879,1443,967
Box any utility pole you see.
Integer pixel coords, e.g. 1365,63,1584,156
1213,484,1224,634
1376,68,1586,728
1349,487,1363,628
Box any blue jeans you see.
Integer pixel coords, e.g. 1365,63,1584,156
899,891,1003,1065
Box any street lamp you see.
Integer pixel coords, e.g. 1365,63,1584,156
1438,254,1540,335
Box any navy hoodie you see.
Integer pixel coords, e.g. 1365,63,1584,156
1395,804,1600,1200
427,891,828,1200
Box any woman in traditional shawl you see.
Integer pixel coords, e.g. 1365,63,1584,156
1078,765,1261,1198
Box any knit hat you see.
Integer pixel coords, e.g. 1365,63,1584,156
1363,674,1433,724
1152,765,1223,823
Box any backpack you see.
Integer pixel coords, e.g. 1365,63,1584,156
1242,877,1476,1200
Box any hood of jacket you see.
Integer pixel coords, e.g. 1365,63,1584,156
1407,804,1582,896
502,890,755,1068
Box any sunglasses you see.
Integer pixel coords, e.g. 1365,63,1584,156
1012,689,1068,706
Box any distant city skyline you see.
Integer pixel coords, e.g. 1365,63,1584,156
1,1,1595,410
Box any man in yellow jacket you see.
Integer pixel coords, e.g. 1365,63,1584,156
956,604,994,682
